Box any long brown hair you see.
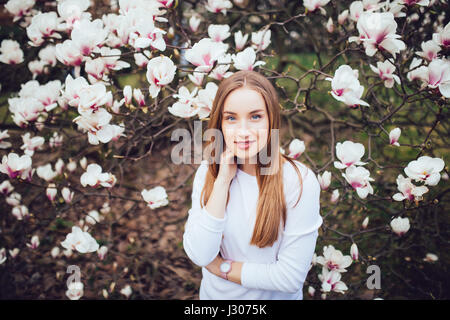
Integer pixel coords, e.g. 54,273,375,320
199,70,304,248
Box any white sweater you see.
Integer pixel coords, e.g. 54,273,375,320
183,159,323,300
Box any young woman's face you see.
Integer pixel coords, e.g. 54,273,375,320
221,87,270,163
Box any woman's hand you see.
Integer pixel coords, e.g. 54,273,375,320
216,144,237,185
205,254,224,278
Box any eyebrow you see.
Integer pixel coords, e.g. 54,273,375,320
223,109,264,115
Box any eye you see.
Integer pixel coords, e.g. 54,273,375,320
225,116,235,121
251,114,261,120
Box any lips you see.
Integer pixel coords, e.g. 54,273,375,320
235,140,255,149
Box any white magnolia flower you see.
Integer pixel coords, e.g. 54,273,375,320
80,163,116,188
308,286,315,297
342,165,375,199
251,29,271,51
12,205,29,220
185,38,228,72
20,132,45,157
326,17,334,33
189,15,201,33
27,235,40,249
66,282,84,300
193,82,218,119
432,21,450,48
130,20,166,51
134,50,151,68
26,12,62,47
0,180,14,195
4,0,35,22
287,139,305,158
390,216,410,236
389,128,401,146
97,245,108,260
146,55,176,98
209,53,233,81
423,253,438,262
0,39,24,64
416,40,442,62
61,226,99,253
316,245,353,272
350,243,359,261
325,65,369,107
208,24,231,42
330,189,339,203
205,0,233,15
333,141,368,169
0,130,12,149
319,269,348,294
318,171,331,190
0,248,6,265
61,75,90,107
37,163,58,182
234,31,248,51
348,11,406,58
6,192,21,207
133,88,146,107
392,174,429,202
51,246,60,258
370,60,401,88
404,156,445,186
55,40,83,67
338,9,349,24
57,0,91,31
9,248,20,259
73,109,118,145
77,82,112,115
0,153,32,179
85,210,102,225
62,187,74,203
411,58,450,98
303,0,331,14
46,183,57,201
362,216,369,229
70,19,108,56
120,285,132,298
232,47,266,71
141,186,169,209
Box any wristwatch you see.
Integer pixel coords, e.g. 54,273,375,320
219,259,233,280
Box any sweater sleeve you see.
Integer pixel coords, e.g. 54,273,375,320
240,164,323,294
182,161,228,267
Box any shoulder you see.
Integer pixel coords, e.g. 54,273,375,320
283,160,320,207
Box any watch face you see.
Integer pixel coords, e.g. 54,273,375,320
220,262,231,273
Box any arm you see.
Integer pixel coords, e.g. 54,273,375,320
207,166,322,293
182,163,231,267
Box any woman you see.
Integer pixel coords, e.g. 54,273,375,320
183,70,322,300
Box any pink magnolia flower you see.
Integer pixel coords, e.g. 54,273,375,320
319,269,348,294
189,15,201,33
0,39,24,64
0,153,32,179
185,38,228,72
231,47,266,71
349,11,406,58
389,127,401,146
55,40,84,67
303,0,331,14
334,141,368,169
370,60,401,88
342,165,375,199
325,65,369,108
26,12,62,47
208,24,231,42
234,31,248,51
393,174,429,202
205,0,233,15
432,21,450,48
390,216,410,236
404,155,445,186
416,40,441,61
4,0,35,23
146,55,176,98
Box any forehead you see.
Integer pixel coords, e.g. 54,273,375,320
223,87,266,113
